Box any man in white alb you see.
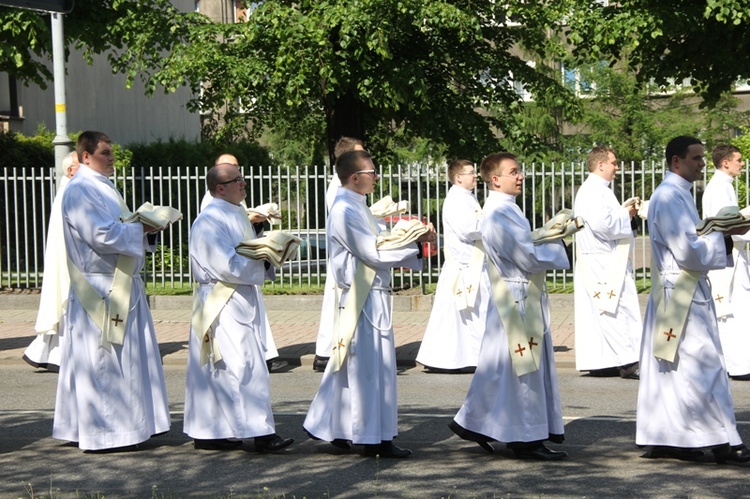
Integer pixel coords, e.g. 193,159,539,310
200,153,283,372
702,144,750,380
53,131,170,451
314,137,365,372
185,162,293,452
573,146,641,379
637,136,750,463
23,151,79,372
449,152,568,460
304,150,435,458
417,159,489,372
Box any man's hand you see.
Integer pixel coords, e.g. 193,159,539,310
142,223,165,234
247,211,268,224
626,203,638,218
417,223,437,243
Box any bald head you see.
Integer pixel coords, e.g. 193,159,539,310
63,151,79,179
215,153,239,167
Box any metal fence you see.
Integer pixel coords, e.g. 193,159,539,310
2,161,748,291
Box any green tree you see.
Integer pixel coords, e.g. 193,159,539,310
566,0,750,108
107,0,578,164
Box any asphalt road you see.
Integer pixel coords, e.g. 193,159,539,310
2,363,750,498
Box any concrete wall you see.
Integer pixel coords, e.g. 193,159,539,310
6,0,201,146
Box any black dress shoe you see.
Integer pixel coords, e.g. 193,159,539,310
194,438,243,451
363,441,412,458
619,362,639,379
254,434,294,453
512,444,567,461
649,446,704,461
266,359,289,372
477,441,494,454
313,355,329,372
712,444,750,464
729,373,750,381
84,444,141,454
331,439,352,450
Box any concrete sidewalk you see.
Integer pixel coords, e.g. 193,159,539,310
0,293,579,368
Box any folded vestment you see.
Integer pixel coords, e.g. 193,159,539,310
370,195,409,218
121,202,182,231
235,230,302,268
247,202,282,223
530,208,584,244
376,219,429,250
696,205,750,235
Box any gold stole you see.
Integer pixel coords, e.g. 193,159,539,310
710,246,739,319
329,206,377,373
486,244,546,376
650,249,700,363
444,241,486,311
66,183,136,349
191,206,254,367
576,238,631,315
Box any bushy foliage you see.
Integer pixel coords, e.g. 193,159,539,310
126,137,273,169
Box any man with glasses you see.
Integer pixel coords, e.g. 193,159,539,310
417,159,489,373
573,146,641,379
53,131,170,452
449,152,569,460
304,150,436,458
314,137,366,372
199,154,286,373
185,162,294,453
702,144,750,380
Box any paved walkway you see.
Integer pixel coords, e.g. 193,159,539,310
0,294,580,368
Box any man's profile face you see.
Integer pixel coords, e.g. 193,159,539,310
455,164,478,190
495,159,524,197
722,151,743,178
84,141,115,177
349,158,378,196
673,144,705,183
215,164,247,206
600,152,619,182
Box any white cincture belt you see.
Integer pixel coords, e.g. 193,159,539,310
486,251,545,376
191,281,238,369
330,261,377,373
444,241,486,311
67,254,136,350
575,237,631,315
651,263,701,363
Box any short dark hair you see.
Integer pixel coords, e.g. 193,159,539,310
334,137,365,160
712,144,741,169
336,150,373,183
76,131,111,163
447,159,474,183
480,152,517,182
206,165,230,194
587,146,616,172
665,136,702,168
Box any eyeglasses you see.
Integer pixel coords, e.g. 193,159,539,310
354,169,378,177
500,170,524,178
218,176,245,185
457,171,478,176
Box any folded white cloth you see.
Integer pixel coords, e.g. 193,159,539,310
376,219,429,250
370,195,409,218
696,205,750,235
531,208,584,244
235,230,302,268
247,202,282,223
121,202,182,231
637,200,649,220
